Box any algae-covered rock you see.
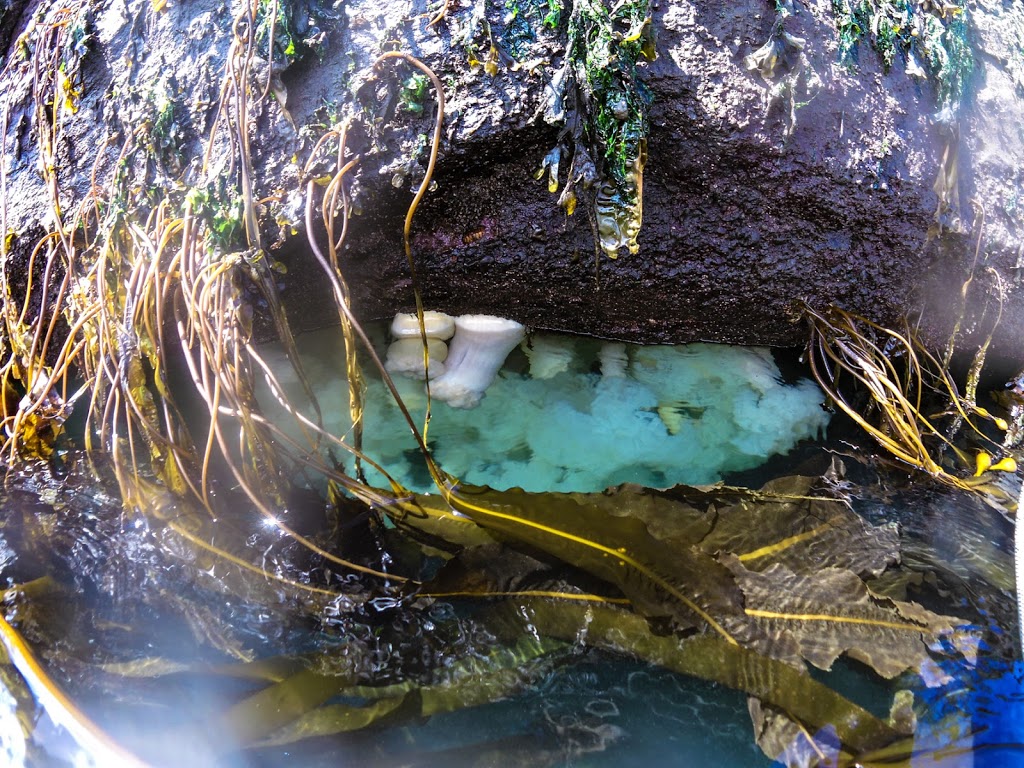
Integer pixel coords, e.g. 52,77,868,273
0,0,1021,364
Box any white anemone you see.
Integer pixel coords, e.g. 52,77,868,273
430,315,526,409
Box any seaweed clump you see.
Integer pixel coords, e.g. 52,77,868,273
831,0,974,232
832,0,972,111
540,0,654,258
804,300,1016,500
743,0,815,138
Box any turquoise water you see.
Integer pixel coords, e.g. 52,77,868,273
256,330,831,492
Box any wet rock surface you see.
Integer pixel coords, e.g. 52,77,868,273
1,0,1022,365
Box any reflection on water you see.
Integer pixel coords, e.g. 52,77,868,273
0,446,1020,767
853,472,1023,768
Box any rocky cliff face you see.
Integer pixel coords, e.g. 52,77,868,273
1,0,1022,365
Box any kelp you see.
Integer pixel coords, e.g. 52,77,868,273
246,635,564,748
359,468,974,764
391,472,968,676
537,0,653,258
0,449,986,766
0,13,483,754
0,580,59,766
515,599,907,756
604,469,900,579
389,482,762,648
722,556,960,680
0,0,93,462
414,545,917,761
0,0,449,585
818,216,1013,480
805,304,1016,501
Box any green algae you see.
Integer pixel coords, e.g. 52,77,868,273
531,0,653,257
567,0,652,257
831,0,973,113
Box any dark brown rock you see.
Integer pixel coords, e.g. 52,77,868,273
1,0,1022,370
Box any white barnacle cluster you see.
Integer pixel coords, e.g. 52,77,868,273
384,312,526,409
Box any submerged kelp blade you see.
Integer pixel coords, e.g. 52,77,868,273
401,483,764,649
895,488,1016,593
99,655,307,684
396,472,970,690
722,556,965,680
414,551,903,756
0,615,148,766
515,598,904,754
384,492,501,552
253,695,411,748
750,699,846,768
752,688,914,768
345,635,564,704
217,667,356,747
250,636,564,748
128,469,372,612
852,712,975,768
388,473,910,662
594,469,901,579
697,482,898,580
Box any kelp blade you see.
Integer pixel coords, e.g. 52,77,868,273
514,597,904,755
386,483,761,647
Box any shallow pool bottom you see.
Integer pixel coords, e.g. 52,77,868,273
259,330,831,493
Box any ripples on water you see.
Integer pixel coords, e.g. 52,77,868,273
1,456,1018,766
